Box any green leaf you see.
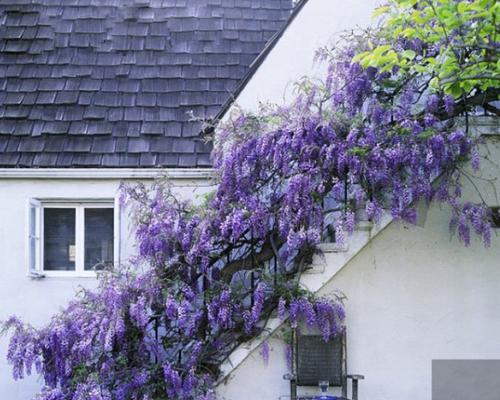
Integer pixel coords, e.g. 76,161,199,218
447,82,464,98
349,147,369,157
373,45,392,57
401,49,417,60
418,130,435,140
413,64,428,73
412,10,425,24
429,76,440,89
457,2,467,13
353,0,497,105
352,51,370,63
372,5,391,17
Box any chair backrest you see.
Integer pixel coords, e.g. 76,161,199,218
295,334,345,387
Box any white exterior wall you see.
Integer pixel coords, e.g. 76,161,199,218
217,0,500,395
0,174,213,399
234,0,383,110
217,203,500,400
217,136,500,400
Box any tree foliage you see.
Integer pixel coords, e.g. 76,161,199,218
2,1,498,399
356,0,499,102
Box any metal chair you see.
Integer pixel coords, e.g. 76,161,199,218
283,330,364,400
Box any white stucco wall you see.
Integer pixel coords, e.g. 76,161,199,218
217,204,500,400
216,135,500,400
216,0,500,394
0,174,213,398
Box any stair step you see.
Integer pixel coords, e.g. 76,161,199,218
216,215,394,386
317,242,349,253
357,220,373,231
303,243,349,274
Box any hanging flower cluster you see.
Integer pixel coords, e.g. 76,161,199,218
2,11,496,399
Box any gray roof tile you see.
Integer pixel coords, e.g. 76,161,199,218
6,137,20,152
68,121,88,135
18,137,45,152
87,122,112,135
18,153,35,166
115,137,128,152
101,153,121,167
64,137,92,152
4,93,24,105
196,140,212,154
0,121,15,135
41,121,70,134
157,153,179,167
0,136,9,152
141,122,163,135
55,91,79,104
128,137,150,153
172,138,195,153
36,92,57,104
196,152,212,167
139,153,157,167
33,152,59,166
0,0,293,167
72,153,102,166
83,106,106,120
92,137,115,153
150,137,173,153
178,153,197,167
44,136,67,152
55,153,73,166
118,154,139,167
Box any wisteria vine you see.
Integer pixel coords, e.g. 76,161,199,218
2,2,498,398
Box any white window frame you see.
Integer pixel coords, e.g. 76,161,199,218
27,198,120,278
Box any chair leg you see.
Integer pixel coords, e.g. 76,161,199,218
352,379,358,400
346,374,364,400
290,378,297,400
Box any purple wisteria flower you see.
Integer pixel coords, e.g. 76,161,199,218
260,340,270,365
1,14,490,399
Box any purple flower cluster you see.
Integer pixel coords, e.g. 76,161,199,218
163,364,210,399
278,295,345,341
243,282,267,334
129,295,149,328
207,289,234,331
1,13,491,399
260,340,270,365
452,202,492,247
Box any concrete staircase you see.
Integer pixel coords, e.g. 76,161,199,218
216,214,393,385
215,116,498,396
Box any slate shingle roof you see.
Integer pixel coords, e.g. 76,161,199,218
0,0,293,168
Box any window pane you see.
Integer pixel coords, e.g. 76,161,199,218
30,237,36,272
84,208,114,271
44,208,76,271
30,206,37,237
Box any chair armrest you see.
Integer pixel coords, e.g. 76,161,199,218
283,373,296,381
346,374,364,380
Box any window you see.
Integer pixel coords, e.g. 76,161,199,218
491,207,500,229
84,208,114,271
43,208,76,271
28,200,118,277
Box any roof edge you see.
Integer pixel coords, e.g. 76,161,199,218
207,0,310,129
0,168,214,180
